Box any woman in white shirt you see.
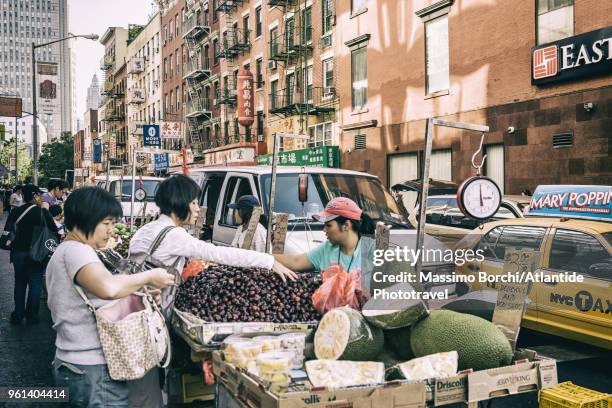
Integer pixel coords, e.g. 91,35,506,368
128,175,296,408
229,195,268,252
9,185,23,209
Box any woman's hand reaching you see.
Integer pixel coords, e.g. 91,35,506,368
146,268,176,289
272,260,298,283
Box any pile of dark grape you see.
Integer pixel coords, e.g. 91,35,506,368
174,265,321,323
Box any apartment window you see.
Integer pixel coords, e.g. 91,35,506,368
425,15,449,94
309,122,333,147
163,57,168,80
270,79,278,110
351,47,367,110
255,6,262,37
257,111,264,137
323,58,333,89
322,0,333,34
213,0,218,21
243,14,250,41
306,65,313,101
176,86,181,112
213,39,219,64
164,25,168,43
352,0,367,14
256,58,263,88
270,27,278,56
169,53,174,77
302,7,312,43
176,51,180,73
169,90,174,114
537,0,573,44
175,14,180,36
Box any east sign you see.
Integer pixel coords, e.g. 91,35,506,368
532,26,612,86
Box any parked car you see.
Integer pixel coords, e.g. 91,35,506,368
180,166,450,256
455,216,612,350
95,176,163,223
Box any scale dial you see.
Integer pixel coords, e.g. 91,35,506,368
134,188,147,202
457,176,502,220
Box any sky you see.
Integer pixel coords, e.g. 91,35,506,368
69,0,157,118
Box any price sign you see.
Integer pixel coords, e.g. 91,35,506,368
492,248,539,349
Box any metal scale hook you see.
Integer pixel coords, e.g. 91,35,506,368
471,133,487,176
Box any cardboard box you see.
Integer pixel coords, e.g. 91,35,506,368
213,352,427,408
213,350,557,408
172,307,317,349
167,370,215,404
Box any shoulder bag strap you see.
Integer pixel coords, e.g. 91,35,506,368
147,226,178,256
61,260,97,314
15,204,36,226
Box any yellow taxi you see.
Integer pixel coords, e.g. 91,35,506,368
456,185,612,350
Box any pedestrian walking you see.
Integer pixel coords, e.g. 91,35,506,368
274,197,376,294
5,184,58,325
9,185,23,210
127,175,297,408
49,204,66,240
228,195,268,252
46,186,175,408
42,180,68,209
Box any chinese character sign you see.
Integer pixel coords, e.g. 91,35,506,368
160,121,182,139
93,139,102,163
154,153,169,171
237,68,254,127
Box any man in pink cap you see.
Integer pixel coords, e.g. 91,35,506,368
274,197,375,292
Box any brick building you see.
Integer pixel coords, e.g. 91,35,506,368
336,0,611,193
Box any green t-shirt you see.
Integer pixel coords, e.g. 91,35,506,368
307,237,375,292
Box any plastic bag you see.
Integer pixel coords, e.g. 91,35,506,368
312,264,367,314
181,259,206,281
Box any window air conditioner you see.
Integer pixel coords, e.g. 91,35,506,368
268,60,277,70
324,86,335,97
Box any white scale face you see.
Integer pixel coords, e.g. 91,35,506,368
460,177,502,219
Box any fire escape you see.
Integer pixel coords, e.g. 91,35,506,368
267,0,337,147
215,0,251,147
100,53,126,166
183,3,212,154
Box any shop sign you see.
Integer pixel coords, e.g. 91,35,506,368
0,97,22,117
527,185,612,221
532,26,612,85
129,88,145,103
160,121,182,139
169,149,194,167
204,146,255,166
154,153,169,171
256,146,340,168
143,124,161,147
93,139,102,163
129,57,144,74
237,69,254,127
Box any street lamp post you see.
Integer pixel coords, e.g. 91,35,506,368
31,33,98,184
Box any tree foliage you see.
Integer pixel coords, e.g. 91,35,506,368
38,131,74,187
0,138,32,184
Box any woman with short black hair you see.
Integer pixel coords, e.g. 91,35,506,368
46,187,176,407
128,175,297,408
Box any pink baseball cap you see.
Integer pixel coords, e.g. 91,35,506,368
312,197,362,222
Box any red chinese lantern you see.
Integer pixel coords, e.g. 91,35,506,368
237,68,254,127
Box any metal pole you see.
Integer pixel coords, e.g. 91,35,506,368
414,118,434,292
265,132,279,254
14,117,18,183
31,42,38,185
130,147,136,227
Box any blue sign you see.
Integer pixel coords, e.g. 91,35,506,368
93,139,102,163
154,153,169,171
143,124,161,147
527,185,612,221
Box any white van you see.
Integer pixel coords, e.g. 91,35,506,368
95,176,163,223
181,166,447,256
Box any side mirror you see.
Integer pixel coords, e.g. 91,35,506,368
298,173,308,203
588,262,612,279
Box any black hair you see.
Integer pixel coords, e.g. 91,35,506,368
49,204,63,218
13,185,22,192
155,175,201,221
22,184,41,202
64,186,123,238
47,179,58,191
330,213,375,237
237,206,269,228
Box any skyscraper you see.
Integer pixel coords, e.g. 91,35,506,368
0,0,74,143
86,73,102,111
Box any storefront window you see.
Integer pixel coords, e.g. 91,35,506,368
537,0,573,44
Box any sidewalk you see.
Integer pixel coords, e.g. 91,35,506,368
0,217,60,407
